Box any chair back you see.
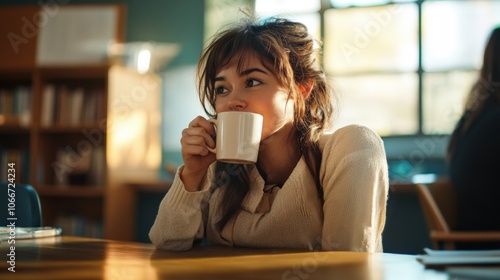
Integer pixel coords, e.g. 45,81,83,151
416,180,458,234
0,183,42,227
417,180,500,250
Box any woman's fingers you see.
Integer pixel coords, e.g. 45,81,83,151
181,116,216,157
181,135,212,156
182,126,215,150
188,116,216,136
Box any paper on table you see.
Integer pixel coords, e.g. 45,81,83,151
424,248,500,256
418,255,500,266
446,267,500,280
0,226,62,242
417,248,500,267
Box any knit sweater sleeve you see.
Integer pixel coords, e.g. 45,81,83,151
149,165,212,251
320,125,389,252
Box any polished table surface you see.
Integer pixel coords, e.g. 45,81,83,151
0,236,448,280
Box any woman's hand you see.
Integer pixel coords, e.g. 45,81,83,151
180,116,217,191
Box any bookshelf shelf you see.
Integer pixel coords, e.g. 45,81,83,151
0,127,31,134
39,126,105,134
36,186,106,198
0,4,161,240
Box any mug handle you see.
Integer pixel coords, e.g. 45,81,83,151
207,118,217,154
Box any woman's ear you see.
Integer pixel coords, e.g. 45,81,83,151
298,79,314,99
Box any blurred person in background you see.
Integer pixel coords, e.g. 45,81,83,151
447,26,500,249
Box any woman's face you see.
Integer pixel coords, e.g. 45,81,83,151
214,53,295,142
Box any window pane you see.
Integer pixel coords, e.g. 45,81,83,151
422,71,478,134
283,13,321,42
254,1,321,40
329,0,391,8
422,0,500,71
205,0,253,42
324,4,418,75
255,0,320,15
332,74,418,136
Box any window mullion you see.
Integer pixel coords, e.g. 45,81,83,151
417,0,423,135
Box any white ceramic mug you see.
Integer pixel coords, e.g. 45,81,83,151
208,112,263,164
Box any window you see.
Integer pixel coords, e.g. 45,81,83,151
255,0,500,136
255,0,322,40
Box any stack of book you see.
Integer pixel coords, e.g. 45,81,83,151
418,248,500,279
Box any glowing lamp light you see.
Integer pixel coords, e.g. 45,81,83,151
137,49,151,74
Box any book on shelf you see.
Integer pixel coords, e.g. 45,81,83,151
41,84,106,127
57,85,70,126
53,147,91,186
84,87,106,124
52,145,105,186
82,92,97,124
41,84,56,127
70,87,85,126
88,145,105,186
54,215,102,238
15,86,32,126
0,148,30,183
0,86,32,126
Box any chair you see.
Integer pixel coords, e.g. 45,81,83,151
0,182,42,227
416,180,500,250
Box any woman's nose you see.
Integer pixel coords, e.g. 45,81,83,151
226,92,246,111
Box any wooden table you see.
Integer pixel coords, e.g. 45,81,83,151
0,236,447,280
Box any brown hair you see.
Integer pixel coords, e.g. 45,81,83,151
197,17,334,230
448,26,500,157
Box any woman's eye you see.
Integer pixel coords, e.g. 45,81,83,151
246,79,262,88
215,86,228,94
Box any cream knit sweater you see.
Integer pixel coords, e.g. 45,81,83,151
150,125,389,252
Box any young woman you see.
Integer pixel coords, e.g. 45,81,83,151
150,17,389,252
447,27,500,249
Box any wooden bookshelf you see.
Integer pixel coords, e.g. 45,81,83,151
0,4,162,240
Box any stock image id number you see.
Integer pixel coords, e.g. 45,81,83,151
7,163,16,214
7,163,16,183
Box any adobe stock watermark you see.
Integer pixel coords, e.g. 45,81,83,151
175,163,243,226
389,107,458,184
7,0,70,54
390,134,450,184
281,236,334,280
51,72,160,183
467,76,500,112
340,5,403,64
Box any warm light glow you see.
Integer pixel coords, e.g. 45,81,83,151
104,247,158,280
108,110,147,168
0,115,5,125
107,65,162,181
145,111,162,169
137,49,151,74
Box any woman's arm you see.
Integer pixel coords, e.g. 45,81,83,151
320,125,389,252
149,165,212,251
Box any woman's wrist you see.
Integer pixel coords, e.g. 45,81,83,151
179,166,207,192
